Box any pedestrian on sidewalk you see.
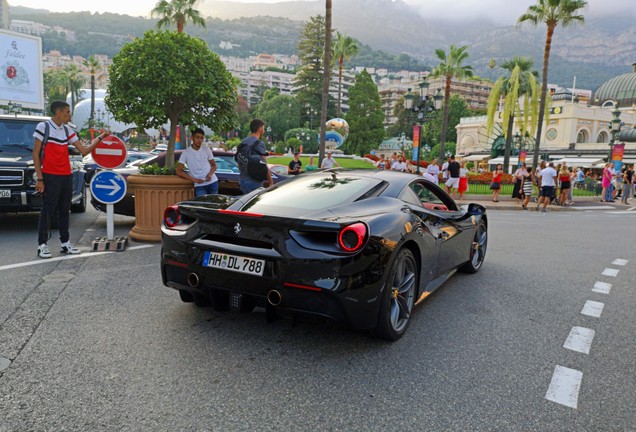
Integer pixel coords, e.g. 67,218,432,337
427,159,440,185
558,163,571,206
601,162,613,202
445,155,460,197
33,100,108,259
490,164,503,202
518,163,532,210
511,165,524,204
458,161,469,200
622,164,633,204
537,162,557,212
176,127,218,197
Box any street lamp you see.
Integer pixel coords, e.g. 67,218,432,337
608,105,622,161
306,106,316,130
266,126,272,143
403,78,443,174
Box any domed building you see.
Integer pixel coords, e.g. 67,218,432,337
72,98,135,133
593,63,636,108
456,64,636,170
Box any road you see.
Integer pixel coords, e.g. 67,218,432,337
0,206,634,431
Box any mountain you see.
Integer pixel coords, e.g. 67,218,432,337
10,0,636,91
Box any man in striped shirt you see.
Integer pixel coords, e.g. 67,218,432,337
32,101,107,259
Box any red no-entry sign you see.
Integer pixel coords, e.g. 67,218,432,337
92,135,128,169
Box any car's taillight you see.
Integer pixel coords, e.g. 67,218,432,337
338,222,368,252
163,205,182,228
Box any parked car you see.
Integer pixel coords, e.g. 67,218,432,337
161,169,488,340
83,150,151,185
267,164,289,176
90,150,288,216
0,114,87,214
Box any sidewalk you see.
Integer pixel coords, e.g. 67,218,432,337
457,194,632,211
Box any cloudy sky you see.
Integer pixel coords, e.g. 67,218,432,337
8,0,633,23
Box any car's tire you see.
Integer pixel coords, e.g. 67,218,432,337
459,221,487,274
179,290,194,303
374,248,418,341
71,190,87,213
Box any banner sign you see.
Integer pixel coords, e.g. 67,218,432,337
411,124,421,161
611,143,624,173
0,30,44,109
518,149,527,167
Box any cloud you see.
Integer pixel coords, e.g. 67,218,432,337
402,0,634,25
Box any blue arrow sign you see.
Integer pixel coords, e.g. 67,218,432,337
90,171,127,204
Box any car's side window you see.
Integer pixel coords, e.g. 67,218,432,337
410,182,443,205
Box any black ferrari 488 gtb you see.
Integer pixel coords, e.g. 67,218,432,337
161,169,487,340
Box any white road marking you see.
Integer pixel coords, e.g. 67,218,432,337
545,365,583,409
563,326,595,354
612,258,628,266
0,245,155,272
572,206,614,210
581,300,604,318
601,268,619,277
593,281,612,294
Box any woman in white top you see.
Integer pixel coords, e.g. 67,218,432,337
426,159,440,185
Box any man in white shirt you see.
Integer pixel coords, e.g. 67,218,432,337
537,162,557,212
391,156,408,172
321,151,340,169
176,127,218,197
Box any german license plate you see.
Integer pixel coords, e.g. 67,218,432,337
0,190,10,198
205,251,265,276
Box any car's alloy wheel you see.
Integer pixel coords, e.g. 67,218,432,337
461,221,487,273
375,248,417,341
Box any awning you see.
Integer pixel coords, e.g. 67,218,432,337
488,157,520,164
553,157,604,168
461,154,489,161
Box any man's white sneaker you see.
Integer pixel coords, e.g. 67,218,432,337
38,244,52,259
60,242,81,255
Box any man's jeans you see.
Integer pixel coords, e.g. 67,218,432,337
38,173,73,245
194,181,219,197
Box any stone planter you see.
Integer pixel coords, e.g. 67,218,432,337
128,174,194,242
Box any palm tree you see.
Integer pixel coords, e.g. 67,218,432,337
431,44,473,161
318,0,332,165
487,58,496,81
83,55,101,128
63,64,85,111
332,32,358,117
151,0,206,33
486,56,539,172
518,0,587,169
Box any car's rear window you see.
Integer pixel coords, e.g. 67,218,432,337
243,173,385,212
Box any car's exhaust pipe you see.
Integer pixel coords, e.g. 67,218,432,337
267,289,283,306
187,272,200,288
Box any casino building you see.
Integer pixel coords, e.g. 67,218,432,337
456,64,636,169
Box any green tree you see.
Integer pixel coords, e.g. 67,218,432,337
63,64,85,111
294,15,328,123
151,0,206,33
253,94,301,142
486,57,539,172
332,31,359,117
320,0,334,163
430,44,473,161
517,0,587,168
106,30,237,169
345,70,384,156
43,69,69,106
83,55,101,128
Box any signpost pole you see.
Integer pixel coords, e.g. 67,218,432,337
107,204,114,240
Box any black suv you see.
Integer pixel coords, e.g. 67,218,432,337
0,114,87,213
